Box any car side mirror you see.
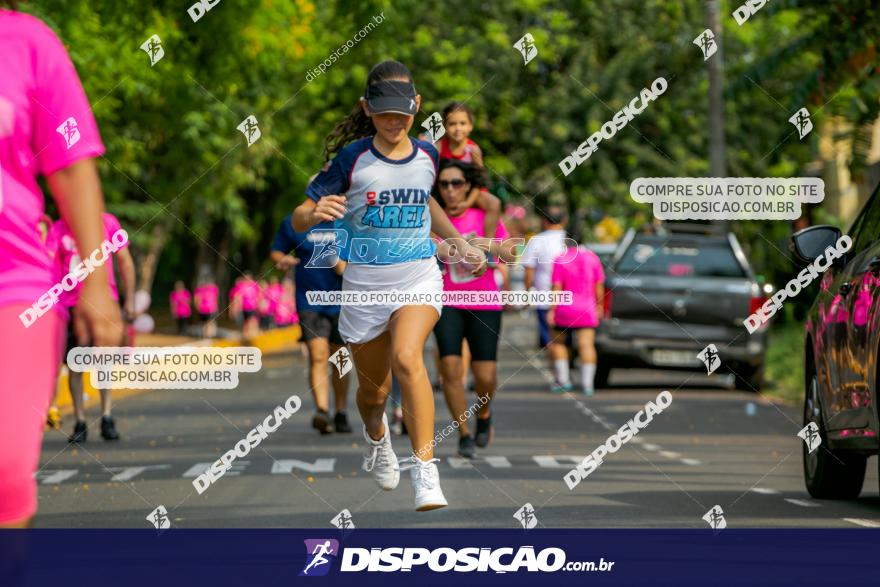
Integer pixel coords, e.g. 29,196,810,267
790,225,842,267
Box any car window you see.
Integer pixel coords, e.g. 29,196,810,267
616,239,746,278
850,187,880,253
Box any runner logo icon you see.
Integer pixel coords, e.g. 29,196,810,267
300,538,339,577
789,108,813,140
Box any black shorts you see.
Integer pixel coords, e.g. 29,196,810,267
299,310,345,345
242,309,256,320
199,311,216,322
434,307,502,362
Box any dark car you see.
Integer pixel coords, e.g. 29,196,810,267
595,223,768,389
793,181,880,499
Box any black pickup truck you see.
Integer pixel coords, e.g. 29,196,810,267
595,223,768,390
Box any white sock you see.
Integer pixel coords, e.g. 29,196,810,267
582,363,596,390
554,360,570,385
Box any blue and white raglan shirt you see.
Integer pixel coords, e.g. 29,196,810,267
305,137,438,265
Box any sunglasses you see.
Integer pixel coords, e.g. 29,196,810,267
438,179,468,189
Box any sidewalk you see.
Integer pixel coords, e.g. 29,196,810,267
53,324,301,414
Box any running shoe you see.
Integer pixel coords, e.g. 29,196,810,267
550,383,573,393
312,409,333,435
46,406,61,430
362,413,399,490
458,435,477,459
101,416,120,441
334,412,352,433
583,387,595,397
474,415,493,448
68,420,87,444
390,409,403,436
401,456,447,511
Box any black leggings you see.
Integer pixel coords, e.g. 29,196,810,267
434,307,502,362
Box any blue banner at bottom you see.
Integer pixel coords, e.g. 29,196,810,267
1,529,877,586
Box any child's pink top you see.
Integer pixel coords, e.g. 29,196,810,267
169,289,192,318
238,280,259,312
45,212,125,308
551,246,604,329
262,283,284,315
0,11,105,311
194,283,219,314
274,295,297,325
441,208,507,311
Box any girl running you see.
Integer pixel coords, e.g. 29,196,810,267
547,237,605,395
194,278,219,338
170,280,192,334
433,160,509,458
0,7,122,528
292,60,487,511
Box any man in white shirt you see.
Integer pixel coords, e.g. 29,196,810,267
521,207,568,381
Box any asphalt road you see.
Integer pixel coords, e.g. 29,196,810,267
35,313,880,529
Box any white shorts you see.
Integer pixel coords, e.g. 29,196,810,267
339,258,443,344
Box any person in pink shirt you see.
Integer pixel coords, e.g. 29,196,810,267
273,278,299,327
237,272,260,339
170,280,192,334
0,8,123,528
257,278,274,330
547,236,606,395
433,160,511,458
261,276,284,329
194,279,219,338
46,211,136,443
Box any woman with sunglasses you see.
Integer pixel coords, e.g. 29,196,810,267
433,160,510,458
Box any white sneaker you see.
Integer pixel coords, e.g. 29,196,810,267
362,413,399,490
400,455,447,511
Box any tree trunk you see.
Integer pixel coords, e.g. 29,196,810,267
138,218,171,293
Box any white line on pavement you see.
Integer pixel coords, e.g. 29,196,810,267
843,518,880,528
784,498,820,507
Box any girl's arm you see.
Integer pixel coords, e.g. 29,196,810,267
47,159,123,347
429,198,487,276
596,281,606,320
292,195,346,232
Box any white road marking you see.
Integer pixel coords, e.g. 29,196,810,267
270,458,336,474
448,456,512,469
680,458,702,466
843,518,880,528
642,444,660,451
784,498,820,507
659,451,682,459
533,455,587,468
108,465,171,482
751,487,780,495
36,469,78,484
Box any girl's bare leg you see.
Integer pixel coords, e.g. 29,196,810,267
388,306,440,460
349,332,392,441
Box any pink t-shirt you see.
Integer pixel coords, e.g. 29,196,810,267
551,246,604,328
441,208,508,311
261,283,283,316
274,294,298,325
0,11,105,310
238,280,259,312
45,212,125,308
194,283,219,314
169,289,192,319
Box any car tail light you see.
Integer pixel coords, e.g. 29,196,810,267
748,296,766,315
602,290,613,319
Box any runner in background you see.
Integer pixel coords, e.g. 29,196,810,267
169,280,192,335
257,278,273,330
273,277,299,328
270,214,351,434
0,8,123,528
229,275,244,330
237,272,260,339
194,278,219,338
433,160,509,457
47,212,135,443
547,236,605,395
521,206,568,388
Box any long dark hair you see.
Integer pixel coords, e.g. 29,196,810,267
433,160,487,208
323,60,414,162
442,101,473,124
